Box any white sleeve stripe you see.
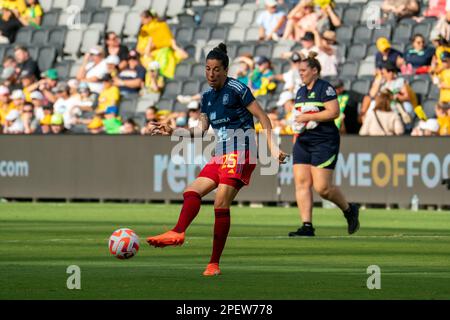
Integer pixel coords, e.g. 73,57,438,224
229,79,244,90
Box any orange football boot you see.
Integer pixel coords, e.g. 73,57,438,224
146,230,185,248
202,263,221,276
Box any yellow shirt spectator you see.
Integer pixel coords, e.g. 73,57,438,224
137,19,173,55
438,68,450,102
23,2,43,26
97,85,120,113
0,0,27,13
0,102,17,126
435,46,450,69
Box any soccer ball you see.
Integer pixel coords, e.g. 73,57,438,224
293,105,319,134
109,228,140,260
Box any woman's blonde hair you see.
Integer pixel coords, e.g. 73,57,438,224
374,90,393,112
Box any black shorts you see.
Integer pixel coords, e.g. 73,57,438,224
293,134,340,170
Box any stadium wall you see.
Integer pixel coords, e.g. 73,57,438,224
0,136,449,206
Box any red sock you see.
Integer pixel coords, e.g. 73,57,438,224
210,208,231,264
172,191,202,233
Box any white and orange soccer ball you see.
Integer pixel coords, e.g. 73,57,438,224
109,228,140,259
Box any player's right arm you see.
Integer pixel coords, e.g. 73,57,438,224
150,113,210,137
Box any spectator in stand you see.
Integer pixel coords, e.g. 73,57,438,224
120,118,139,135
87,116,104,134
141,106,160,135
137,9,173,56
10,89,26,110
74,82,96,114
37,113,51,134
308,28,339,77
361,61,416,129
52,82,79,129
0,86,14,127
359,90,405,136
21,101,38,134
67,79,80,99
1,64,18,90
142,61,164,103
330,79,363,135
3,108,24,134
76,46,108,95
19,70,36,101
0,8,23,44
15,46,40,79
33,68,58,104
430,35,450,76
232,54,254,86
114,49,146,97
404,34,436,75
50,113,65,134
316,1,341,33
97,74,120,113
105,55,120,78
436,51,450,103
422,0,447,18
273,51,303,93
283,0,319,41
249,56,276,97
29,90,45,120
276,91,296,134
187,101,201,129
375,37,405,76
104,32,129,71
436,101,450,135
102,106,122,134
0,0,27,12
381,0,419,21
430,10,450,42
257,0,287,41
19,0,43,28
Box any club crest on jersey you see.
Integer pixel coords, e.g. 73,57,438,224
210,112,217,121
223,94,229,105
308,92,316,99
326,86,336,97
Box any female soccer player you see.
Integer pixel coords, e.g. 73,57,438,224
146,43,287,276
289,52,360,237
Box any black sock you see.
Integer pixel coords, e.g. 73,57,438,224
343,204,352,215
303,222,313,228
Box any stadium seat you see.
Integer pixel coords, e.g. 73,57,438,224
136,97,157,113
254,43,273,58
412,23,432,39
192,27,211,42
391,42,406,53
423,99,437,118
91,10,110,26
176,27,194,44
393,24,413,43
340,61,359,77
367,43,378,56
118,0,135,6
131,0,151,10
191,63,205,79
14,28,34,45
347,43,367,60
156,98,174,111
201,9,220,26
174,63,191,79
42,10,60,27
218,9,237,25
357,60,375,77
227,27,246,42
38,47,57,71
152,0,168,18
236,44,255,57
69,59,83,78
31,29,49,45
70,0,86,10
40,0,53,12
119,96,139,119
54,61,73,80
245,27,260,41
85,0,102,10
161,81,181,99
236,9,254,26
123,11,141,38
272,42,294,59
166,0,186,18
353,25,372,44
48,27,68,53
337,44,347,63
351,79,371,95
428,83,440,100
343,6,362,25
410,78,431,98
79,11,93,25
80,29,101,54
181,80,201,96
52,0,69,9
102,0,119,8
336,25,354,44
107,10,126,35
210,26,228,41
373,25,392,42
64,29,83,57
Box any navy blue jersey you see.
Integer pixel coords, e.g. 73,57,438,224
201,77,256,155
295,78,339,139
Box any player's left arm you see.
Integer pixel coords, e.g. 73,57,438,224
246,101,288,163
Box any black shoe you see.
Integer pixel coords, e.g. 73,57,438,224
288,225,315,237
344,203,360,235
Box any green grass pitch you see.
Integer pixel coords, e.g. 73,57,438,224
1,203,449,300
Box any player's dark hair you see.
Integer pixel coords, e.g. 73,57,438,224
301,51,321,75
206,43,229,70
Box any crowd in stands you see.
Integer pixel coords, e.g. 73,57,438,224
0,0,449,137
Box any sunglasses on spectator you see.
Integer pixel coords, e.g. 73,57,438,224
23,109,33,113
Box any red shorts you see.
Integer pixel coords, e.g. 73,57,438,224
198,151,256,190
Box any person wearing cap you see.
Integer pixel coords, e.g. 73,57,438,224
306,28,339,77
273,52,303,93
1,66,17,88
26,68,59,103
74,82,95,114
52,82,79,129
105,55,120,78
256,0,287,41
143,60,164,100
3,108,24,134
50,113,65,135
114,49,146,96
0,7,23,44
87,116,104,134
102,105,122,134
10,89,26,110
375,37,404,76
38,113,52,134
14,46,40,79
19,69,37,101
249,56,275,95
30,90,45,120
21,101,39,134
105,32,129,71
283,0,319,41
76,46,108,95
360,89,405,136
187,101,201,129
435,101,450,135
137,9,173,56
0,85,15,126
436,51,450,103
97,74,120,113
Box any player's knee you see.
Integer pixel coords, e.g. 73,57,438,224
315,184,332,199
295,179,312,190
214,199,230,209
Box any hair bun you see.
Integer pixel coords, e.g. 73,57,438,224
308,51,318,59
216,43,228,54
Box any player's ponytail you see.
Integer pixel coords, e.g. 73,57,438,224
206,42,229,70
302,52,322,76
